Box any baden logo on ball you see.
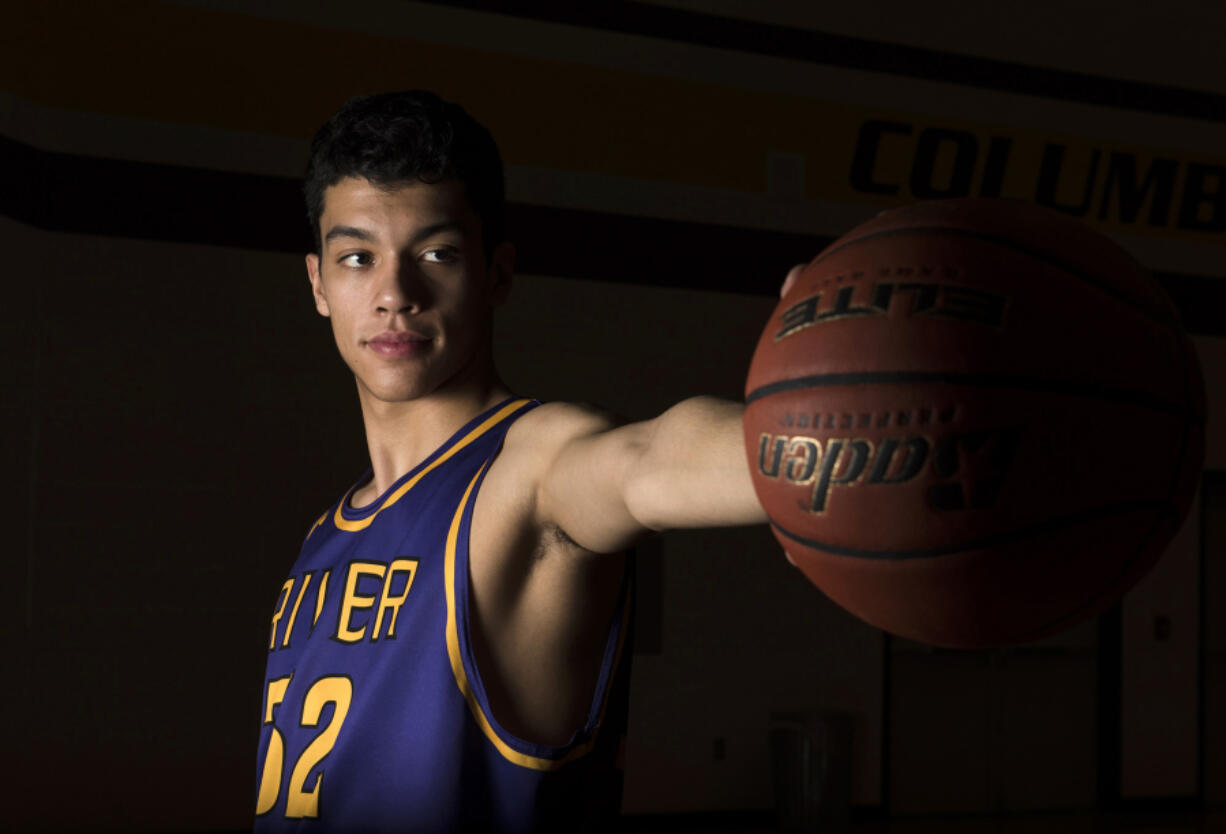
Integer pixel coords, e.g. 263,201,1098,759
754,425,1021,515
744,198,1205,649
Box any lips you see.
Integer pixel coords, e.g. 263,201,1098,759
366,330,432,358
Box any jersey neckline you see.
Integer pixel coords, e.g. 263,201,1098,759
334,397,534,531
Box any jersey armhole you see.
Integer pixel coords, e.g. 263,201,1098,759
444,424,634,771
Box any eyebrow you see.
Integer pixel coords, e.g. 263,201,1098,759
322,221,466,247
323,224,377,245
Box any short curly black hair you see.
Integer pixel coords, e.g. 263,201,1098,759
303,91,505,258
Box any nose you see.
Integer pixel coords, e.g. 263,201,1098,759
375,257,432,315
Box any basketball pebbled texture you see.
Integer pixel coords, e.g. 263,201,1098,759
744,198,1205,648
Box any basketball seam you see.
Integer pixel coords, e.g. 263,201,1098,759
743,370,1188,418
771,499,1168,560
811,226,1180,332
1015,503,1178,644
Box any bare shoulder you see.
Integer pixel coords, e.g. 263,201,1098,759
481,400,624,526
503,400,623,458
497,400,626,514
498,400,654,555
479,400,645,556
469,401,630,599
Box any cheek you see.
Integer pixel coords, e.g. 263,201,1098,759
326,308,360,352
446,297,493,338
321,283,363,329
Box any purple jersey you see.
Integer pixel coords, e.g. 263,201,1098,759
254,398,633,832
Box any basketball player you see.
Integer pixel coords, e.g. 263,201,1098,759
254,91,778,832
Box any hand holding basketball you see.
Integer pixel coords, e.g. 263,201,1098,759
745,199,1205,648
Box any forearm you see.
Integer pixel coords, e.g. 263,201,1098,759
624,396,769,532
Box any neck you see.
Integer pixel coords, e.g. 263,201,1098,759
354,372,513,506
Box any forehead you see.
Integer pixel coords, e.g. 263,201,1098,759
319,177,478,239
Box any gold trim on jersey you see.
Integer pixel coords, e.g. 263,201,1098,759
444,465,632,772
304,512,327,543
330,399,534,534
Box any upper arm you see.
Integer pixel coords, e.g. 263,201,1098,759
523,397,766,556
525,402,656,556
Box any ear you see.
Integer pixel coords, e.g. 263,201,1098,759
487,240,515,307
306,253,331,317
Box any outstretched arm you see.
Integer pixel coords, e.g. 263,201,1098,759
532,265,803,555
534,396,768,555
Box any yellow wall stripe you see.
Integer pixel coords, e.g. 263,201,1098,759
332,399,533,533
8,2,1223,248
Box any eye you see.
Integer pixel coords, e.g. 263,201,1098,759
421,246,459,265
339,251,373,268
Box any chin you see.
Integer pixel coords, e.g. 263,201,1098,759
365,380,437,404
351,365,435,404
352,352,474,405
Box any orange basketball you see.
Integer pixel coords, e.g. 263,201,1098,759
744,198,1205,648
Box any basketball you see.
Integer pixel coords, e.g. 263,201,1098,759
744,198,1205,648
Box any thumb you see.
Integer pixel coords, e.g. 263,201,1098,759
781,263,806,299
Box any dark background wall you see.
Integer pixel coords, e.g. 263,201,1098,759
3,1,1224,829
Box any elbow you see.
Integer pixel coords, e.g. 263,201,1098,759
620,420,671,533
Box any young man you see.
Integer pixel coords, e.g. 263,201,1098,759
254,91,778,832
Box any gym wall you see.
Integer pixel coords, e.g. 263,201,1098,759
3,0,1223,828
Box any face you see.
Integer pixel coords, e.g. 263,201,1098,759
306,177,512,406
